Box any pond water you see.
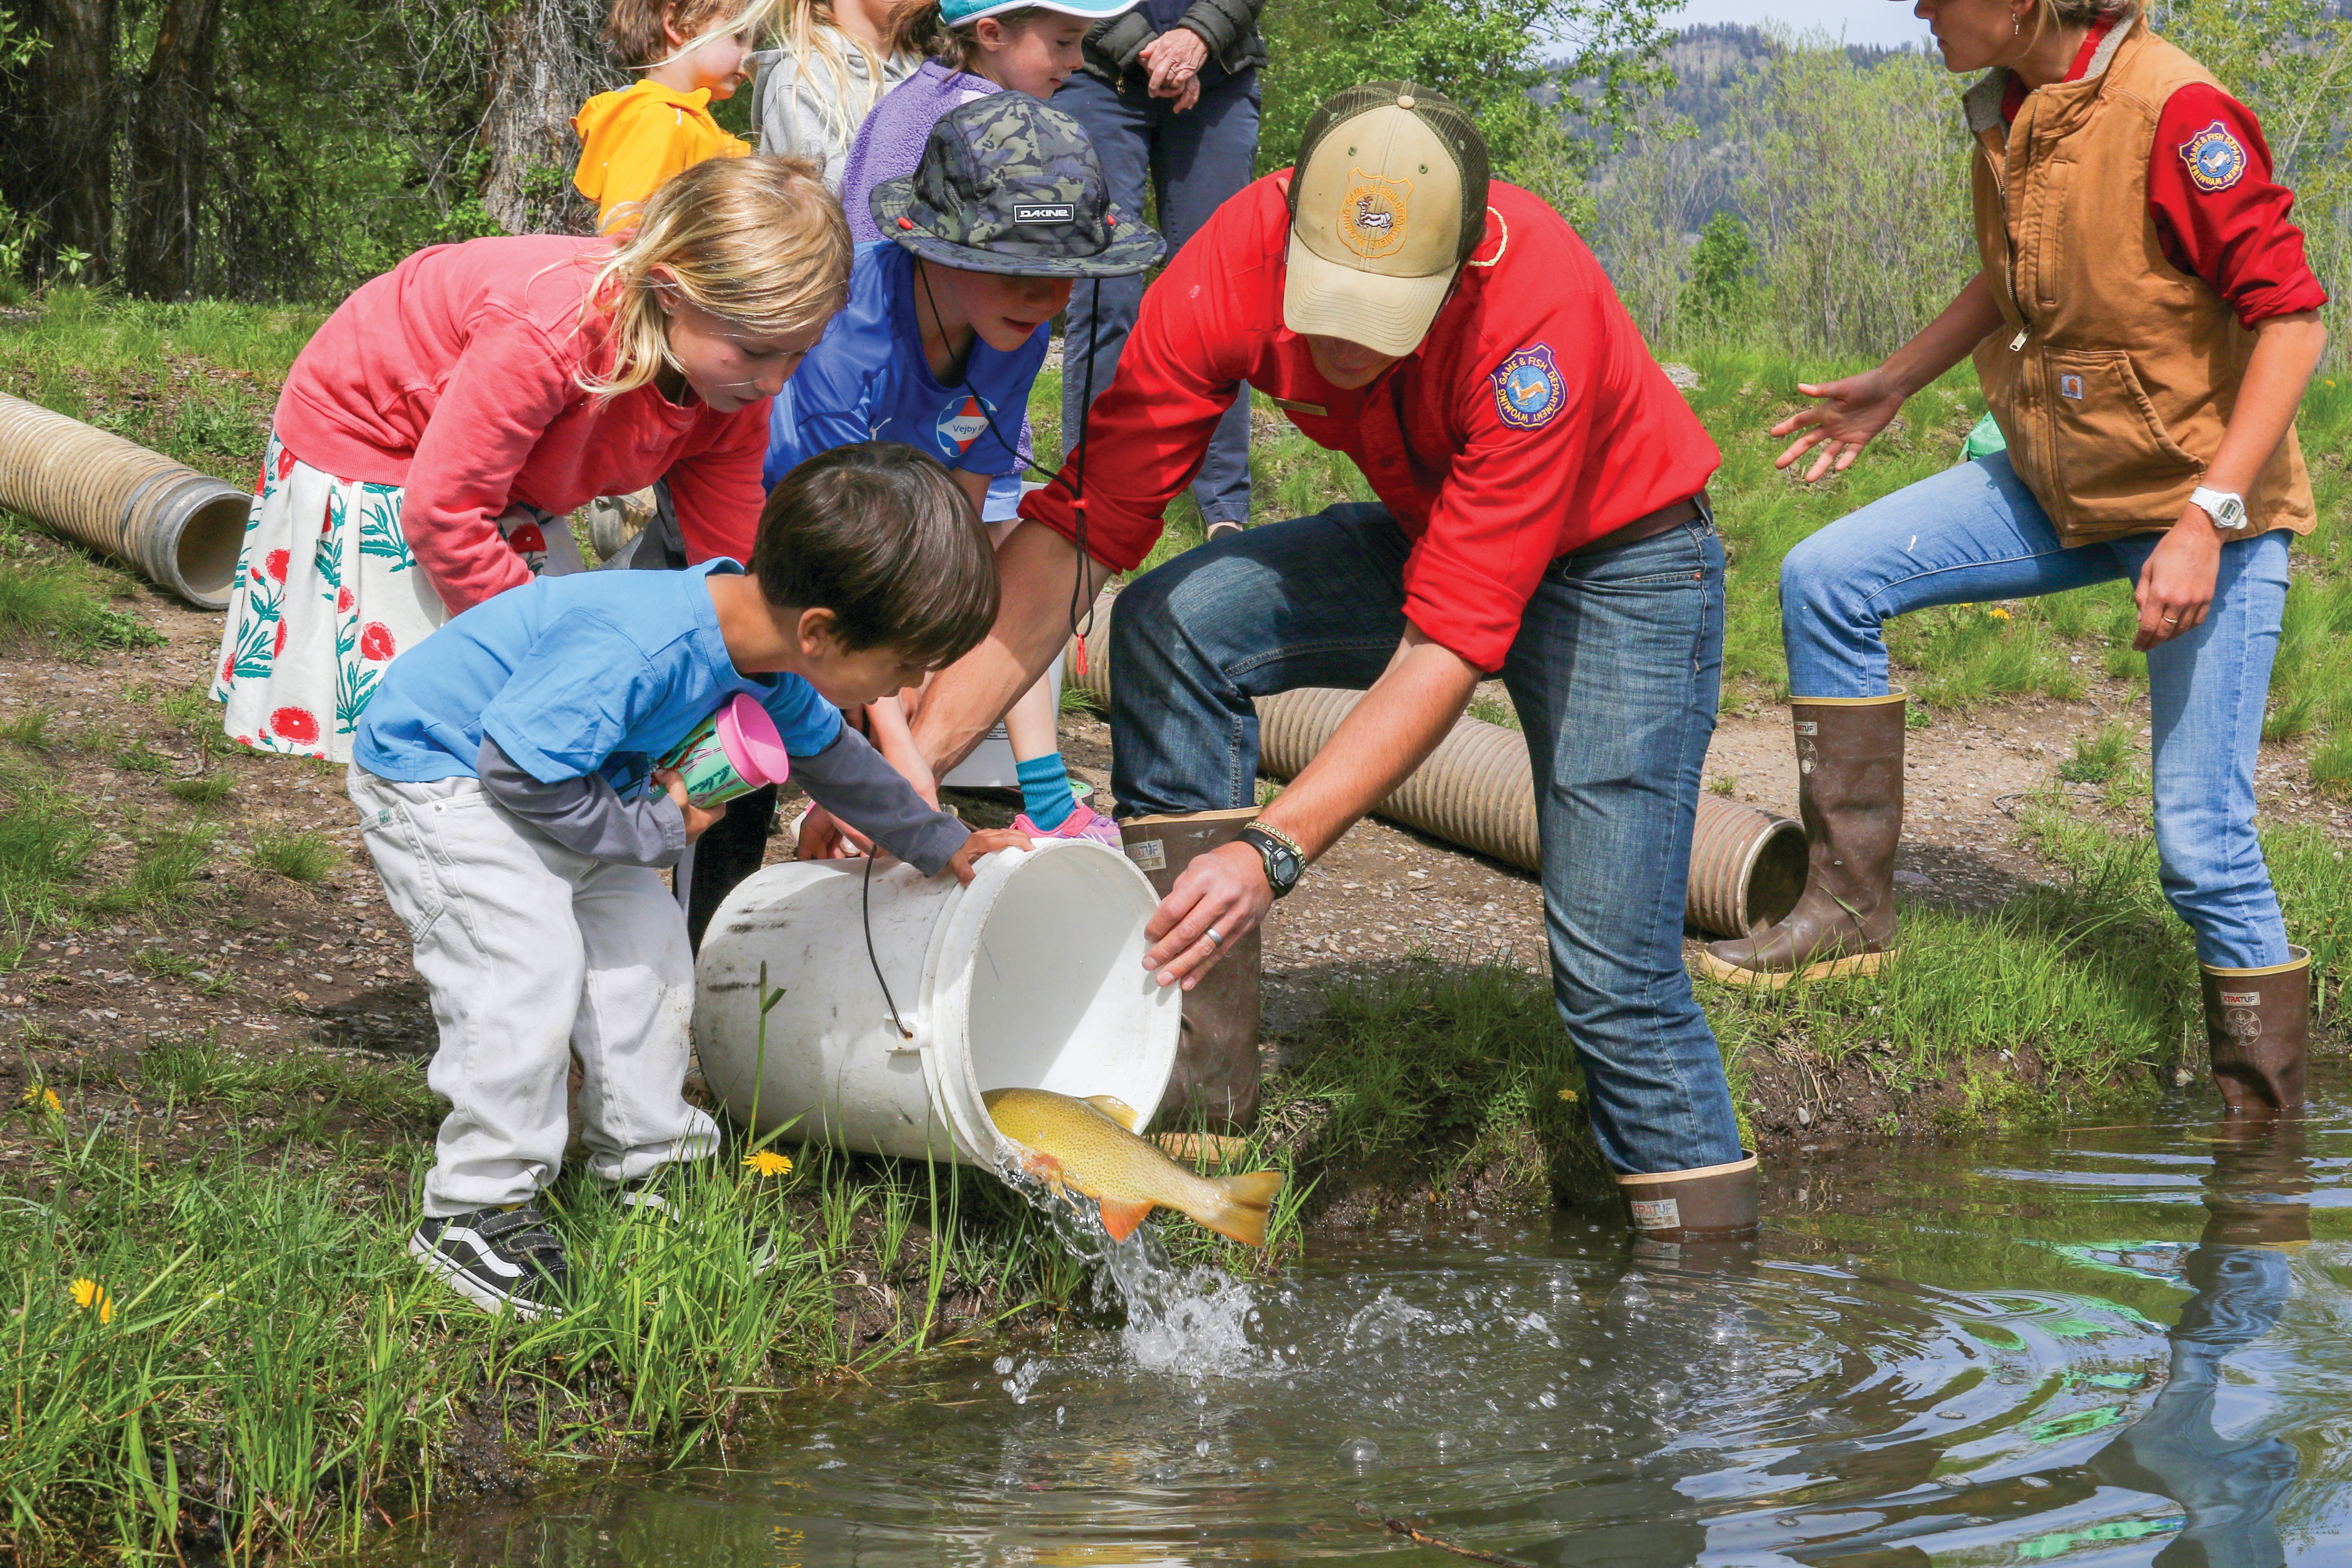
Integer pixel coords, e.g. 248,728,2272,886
394,1080,2352,1567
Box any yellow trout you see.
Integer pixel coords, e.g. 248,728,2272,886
982,1088,1285,1247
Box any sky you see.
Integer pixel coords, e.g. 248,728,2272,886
1665,0,1934,50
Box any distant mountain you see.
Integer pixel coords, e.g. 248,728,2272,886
1645,24,1926,137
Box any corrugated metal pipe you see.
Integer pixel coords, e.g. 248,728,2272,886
1063,589,1807,939
0,392,250,610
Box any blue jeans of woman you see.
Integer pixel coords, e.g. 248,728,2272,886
1109,503,1746,1176
1778,451,2291,969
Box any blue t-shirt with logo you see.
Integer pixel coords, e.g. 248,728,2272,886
354,560,842,796
764,240,1044,519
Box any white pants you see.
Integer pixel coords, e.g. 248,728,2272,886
349,766,716,1216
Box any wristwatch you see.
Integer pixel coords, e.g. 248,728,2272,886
1238,824,1305,900
2190,486,2251,534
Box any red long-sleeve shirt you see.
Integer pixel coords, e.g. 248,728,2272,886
1019,175,1721,673
2005,22,2328,327
274,234,770,612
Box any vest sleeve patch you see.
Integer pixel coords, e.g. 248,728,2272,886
1491,344,1565,431
2178,120,2249,194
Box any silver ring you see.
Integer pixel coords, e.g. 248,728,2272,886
2162,615,2178,624
1203,926,1224,948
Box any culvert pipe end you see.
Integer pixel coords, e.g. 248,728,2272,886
0,391,250,609
1063,591,1813,941
130,475,248,611
1687,794,1808,938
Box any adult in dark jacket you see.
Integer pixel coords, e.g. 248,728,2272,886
1055,0,1263,540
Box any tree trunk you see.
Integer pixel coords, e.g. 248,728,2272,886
0,0,119,281
478,0,602,236
120,0,226,298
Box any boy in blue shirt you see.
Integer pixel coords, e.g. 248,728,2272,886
349,443,1029,1319
756,93,1162,879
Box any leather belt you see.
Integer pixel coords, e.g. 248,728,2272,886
1561,488,1711,560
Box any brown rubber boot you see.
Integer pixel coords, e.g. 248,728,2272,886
1695,692,1906,990
1616,1152,1759,1243
2199,1120,2311,1247
1119,808,1262,1131
2201,946,2310,1117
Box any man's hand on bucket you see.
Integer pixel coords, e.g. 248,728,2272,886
1143,843,1269,990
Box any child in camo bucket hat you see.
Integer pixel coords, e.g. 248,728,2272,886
871,92,1164,276
746,88,1161,881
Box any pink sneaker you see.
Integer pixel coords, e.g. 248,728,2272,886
1014,802,1122,847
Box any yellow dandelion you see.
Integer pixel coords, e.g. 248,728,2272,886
743,1150,794,1177
21,1085,60,1114
1989,607,2012,621
1558,1088,1579,1103
70,1278,113,1324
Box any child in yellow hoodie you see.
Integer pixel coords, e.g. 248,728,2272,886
574,0,771,232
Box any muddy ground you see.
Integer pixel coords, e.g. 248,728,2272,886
3,575,2344,1183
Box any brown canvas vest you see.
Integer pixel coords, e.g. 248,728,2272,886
1966,19,2315,545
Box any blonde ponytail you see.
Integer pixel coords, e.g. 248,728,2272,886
579,155,852,397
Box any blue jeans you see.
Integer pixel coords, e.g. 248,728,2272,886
1055,68,1258,527
1779,452,2291,968
1109,504,1746,1176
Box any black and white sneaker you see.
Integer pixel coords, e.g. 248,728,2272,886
409,1204,570,1319
615,1173,781,1275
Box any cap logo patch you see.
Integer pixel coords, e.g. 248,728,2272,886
1013,202,1074,224
1491,344,1564,431
2179,120,2249,193
936,394,992,453
1338,169,1411,259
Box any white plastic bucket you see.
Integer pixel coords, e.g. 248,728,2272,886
692,840,1180,1165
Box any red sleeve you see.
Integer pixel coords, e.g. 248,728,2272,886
1018,185,1274,570
2151,84,2328,326
1404,307,1605,673
668,401,773,563
397,303,576,612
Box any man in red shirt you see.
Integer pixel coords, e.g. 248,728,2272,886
912,82,1754,1241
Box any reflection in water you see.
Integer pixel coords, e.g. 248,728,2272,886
369,1087,2352,1568
2092,1125,2309,1568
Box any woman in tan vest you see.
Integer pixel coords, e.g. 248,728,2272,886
1699,0,2329,1116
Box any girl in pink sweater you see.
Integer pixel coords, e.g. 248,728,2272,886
212,156,851,761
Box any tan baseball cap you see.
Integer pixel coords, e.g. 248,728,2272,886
1283,82,1491,359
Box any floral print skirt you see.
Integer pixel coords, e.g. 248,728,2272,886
210,432,450,762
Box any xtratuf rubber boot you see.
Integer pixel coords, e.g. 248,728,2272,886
1119,808,1262,1131
1696,692,1905,989
1616,1153,1760,1242
2201,946,2310,1117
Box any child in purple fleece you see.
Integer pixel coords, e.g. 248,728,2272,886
837,0,1140,245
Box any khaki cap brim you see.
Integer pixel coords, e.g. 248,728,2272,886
1282,231,1454,360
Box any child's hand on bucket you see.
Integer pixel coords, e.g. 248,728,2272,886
657,767,725,843
947,828,1033,884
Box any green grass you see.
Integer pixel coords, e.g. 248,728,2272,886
0,782,91,960
2057,720,2138,785
0,1095,1113,1564
249,829,337,883
0,557,164,657
0,709,53,749
85,822,216,916
165,772,235,808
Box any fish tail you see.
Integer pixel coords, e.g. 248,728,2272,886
1198,1170,1285,1248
